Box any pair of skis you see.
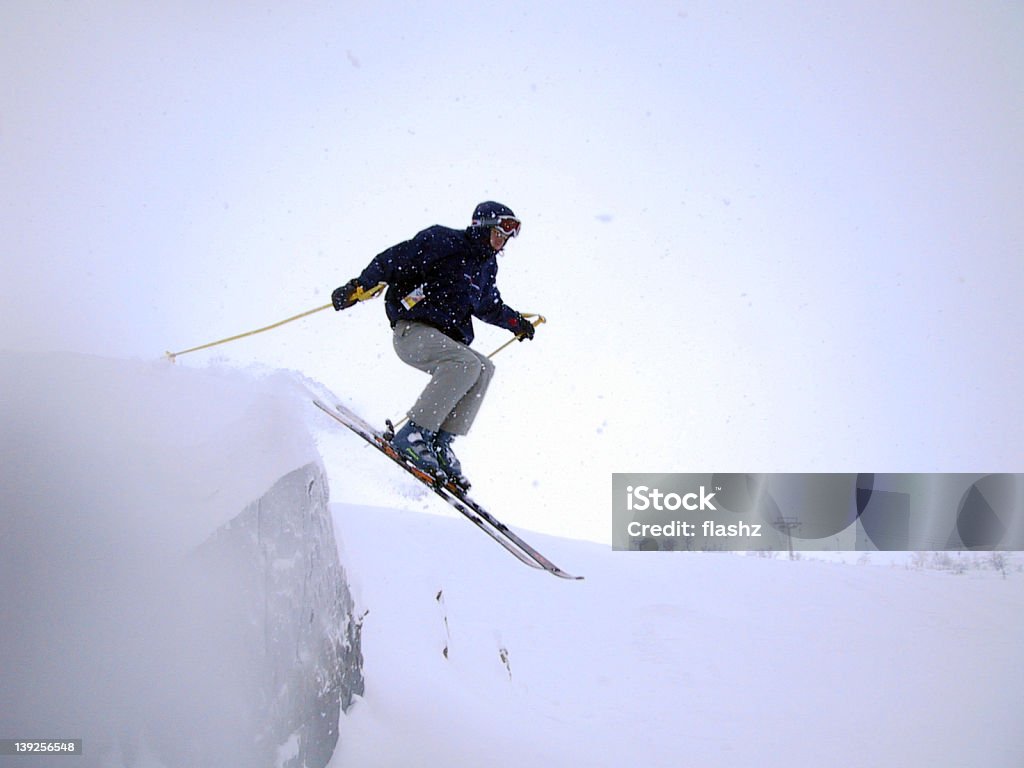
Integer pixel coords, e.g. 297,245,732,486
314,400,582,580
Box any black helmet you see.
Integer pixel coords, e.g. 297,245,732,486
471,201,521,237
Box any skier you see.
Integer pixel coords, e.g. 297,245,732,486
331,201,535,489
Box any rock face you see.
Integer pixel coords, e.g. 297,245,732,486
192,463,364,768
0,353,363,767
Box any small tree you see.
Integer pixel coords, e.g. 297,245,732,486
910,552,929,570
989,552,1010,579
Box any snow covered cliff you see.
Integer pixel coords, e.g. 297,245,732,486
0,352,363,767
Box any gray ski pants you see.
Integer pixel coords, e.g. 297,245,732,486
392,320,495,435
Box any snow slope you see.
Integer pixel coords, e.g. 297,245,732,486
0,351,323,557
330,503,1024,768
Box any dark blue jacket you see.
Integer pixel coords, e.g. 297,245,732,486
357,225,520,345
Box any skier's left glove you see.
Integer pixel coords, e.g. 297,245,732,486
507,313,535,341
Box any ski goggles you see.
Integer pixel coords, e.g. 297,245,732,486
474,215,521,237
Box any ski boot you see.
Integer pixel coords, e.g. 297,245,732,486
434,430,471,491
390,421,444,481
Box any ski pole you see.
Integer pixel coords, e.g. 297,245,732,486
164,284,386,362
485,313,546,360
165,303,332,362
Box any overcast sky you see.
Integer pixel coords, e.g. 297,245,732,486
3,1,1022,542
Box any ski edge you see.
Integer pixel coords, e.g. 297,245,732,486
454,495,584,580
